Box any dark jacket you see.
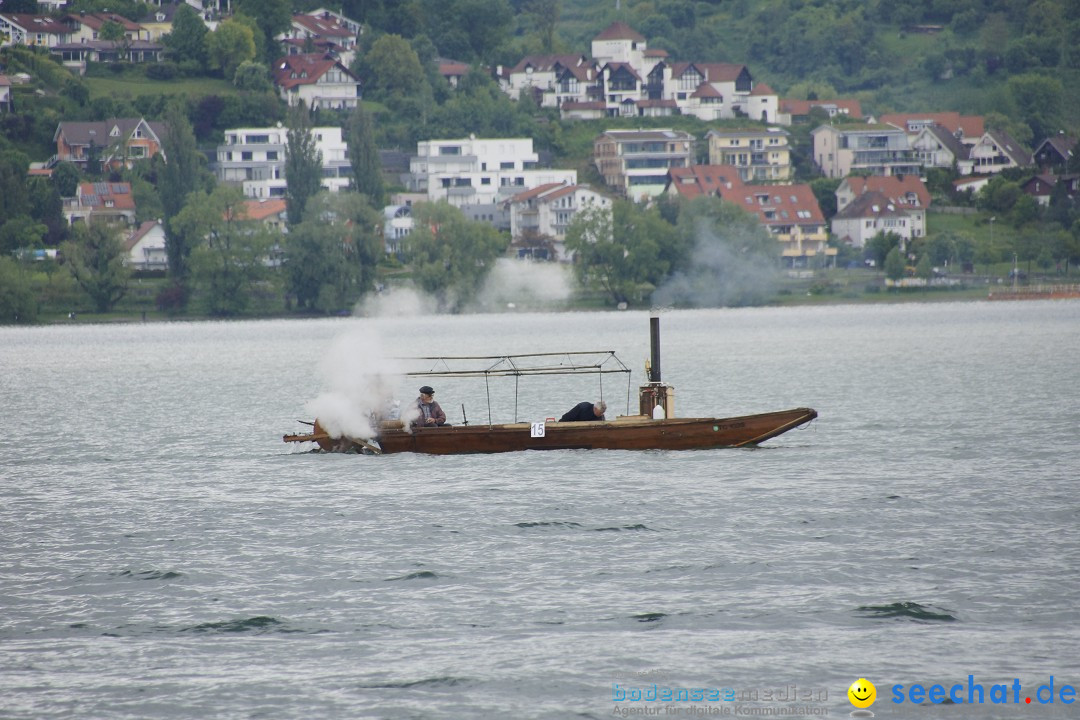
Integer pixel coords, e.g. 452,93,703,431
560,401,603,422
414,396,447,426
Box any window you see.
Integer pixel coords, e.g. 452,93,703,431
266,151,278,161
241,151,252,161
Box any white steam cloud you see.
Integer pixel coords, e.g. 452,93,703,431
469,258,573,311
653,219,778,308
304,329,400,440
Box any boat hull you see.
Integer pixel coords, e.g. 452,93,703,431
360,408,817,455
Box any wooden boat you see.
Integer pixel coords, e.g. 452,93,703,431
285,408,817,455
283,317,818,455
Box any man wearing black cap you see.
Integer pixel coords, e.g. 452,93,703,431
414,385,447,427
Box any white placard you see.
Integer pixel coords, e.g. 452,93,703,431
530,421,546,438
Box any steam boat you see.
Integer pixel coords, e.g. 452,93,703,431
283,317,817,455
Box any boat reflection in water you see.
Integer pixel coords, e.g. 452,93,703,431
283,316,817,455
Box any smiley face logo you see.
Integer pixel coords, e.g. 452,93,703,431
848,678,876,708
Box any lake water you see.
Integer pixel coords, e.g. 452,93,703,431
2,302,1079,719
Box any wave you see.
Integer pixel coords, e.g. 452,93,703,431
855,601,958,622
180,616,299,634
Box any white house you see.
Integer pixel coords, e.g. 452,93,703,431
0,13,72,47
811,123,921,178
836,175,930,239
504,183,611,261
272,53,361,110
958,130,1032,176
404,136,577,208
125,219,168,271
594,128,694,200
215,125,351,198
831,191,916,249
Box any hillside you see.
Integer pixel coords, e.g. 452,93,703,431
528,0,1080,144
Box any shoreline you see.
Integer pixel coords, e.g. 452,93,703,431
22,286,1080,327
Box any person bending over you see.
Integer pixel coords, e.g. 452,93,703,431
559,400,606,422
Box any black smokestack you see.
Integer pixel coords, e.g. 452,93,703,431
650,315,661,383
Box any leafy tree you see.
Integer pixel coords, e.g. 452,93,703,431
527,0,560,52
865,231,901,268
285,192,384,312
285,101,323,228
884,246,906,282
1,0,39,12
159,102,206,283
233,61,271,92
205,18,257,80
52,162,81,198
924,232,958,266
915,253,933,280
359,34,426,100
0,149,30,222
0,215,47,254
99,20,126,43
164,4,209,68
347,104,384,206
26,176,66,246
1007,73,1064,141
62,222,130,313
404,201,508,311
172,185,274,316
0,256,37,324
565,200,677,306
234,0,291,62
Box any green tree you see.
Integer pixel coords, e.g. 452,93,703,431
565,200,679,306
1007,73,1064,141
234,0,291,62
62,222,130,313
173,185,274,316
205,19,257,80
159,102,206,283
884,246,906,282
915,253,933,280
285,101,323,228
0,150,30,222
865,231,901,269
52,162,81,198
0,256,38,324
233,61,271,92
527,0,560,52
404,201,508,311
347,105,384,206
285,192,384,312
0,215,47,255
360,34,425,100
163,3,209,68
99,20,126,43
925,232,958,266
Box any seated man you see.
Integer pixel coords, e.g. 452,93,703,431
413,385,448,427
559,400,606,422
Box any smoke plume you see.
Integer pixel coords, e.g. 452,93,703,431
304,329,400,440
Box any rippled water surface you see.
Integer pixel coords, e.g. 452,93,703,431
2,303,1079,719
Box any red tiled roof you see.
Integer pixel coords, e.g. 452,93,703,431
273,53,354,89
845,175,931,208
665,165,743,199
750,82,776,96
2,13,70,33
292,13,353,38
779,98,863,118
507,183,564,204
720,183,824,225
879,112,984,138
691,83,722,99
78,181,135,210
241,198,288,221
594,21,645,42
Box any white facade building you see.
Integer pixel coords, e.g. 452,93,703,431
215,126,351,199
405,137,576,208
505,183,611,261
